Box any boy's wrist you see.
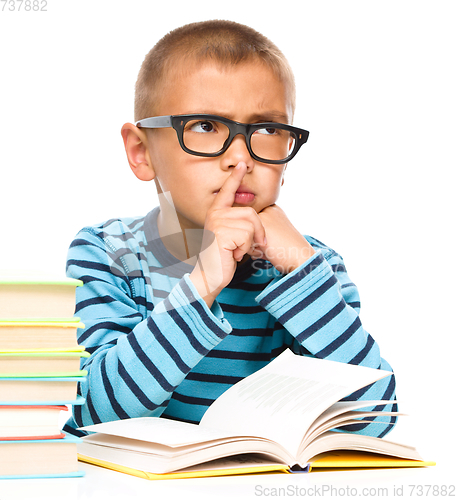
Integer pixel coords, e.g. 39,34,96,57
189,269,221,309
266,241,316,276
285,246,316,274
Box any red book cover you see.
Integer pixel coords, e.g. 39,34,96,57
0,432,65,441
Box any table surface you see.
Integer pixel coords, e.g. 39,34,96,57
1,456,453,500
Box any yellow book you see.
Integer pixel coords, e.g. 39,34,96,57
77,350,434,479
78,453,292,480
308,451,436,471
77,451,435,480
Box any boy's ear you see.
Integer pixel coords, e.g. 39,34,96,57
121,123,156,181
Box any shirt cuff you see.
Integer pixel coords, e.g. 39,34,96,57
255,251,334,317
163,273,233,345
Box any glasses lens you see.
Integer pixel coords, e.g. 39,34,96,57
182,119,230,154
250,126,296,162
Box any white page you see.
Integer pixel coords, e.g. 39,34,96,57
304,400,397,437
80,416,235,448
200,349,392,456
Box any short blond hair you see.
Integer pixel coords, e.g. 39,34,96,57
134,20,296,122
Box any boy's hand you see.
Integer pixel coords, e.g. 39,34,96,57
189,162,266,307
254,204,315,274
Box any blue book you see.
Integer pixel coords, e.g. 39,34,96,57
0,394,86,406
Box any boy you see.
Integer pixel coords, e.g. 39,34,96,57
65,20,397,437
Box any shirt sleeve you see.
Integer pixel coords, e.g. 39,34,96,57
255,249,398,438
66,227,232,428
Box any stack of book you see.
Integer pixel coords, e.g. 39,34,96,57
0,276,87,479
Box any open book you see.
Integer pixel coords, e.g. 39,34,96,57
78,349,434,479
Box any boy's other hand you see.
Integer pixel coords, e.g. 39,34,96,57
189,162,266,307
254,204,315,275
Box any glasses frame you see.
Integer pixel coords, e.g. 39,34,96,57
135,114,309,165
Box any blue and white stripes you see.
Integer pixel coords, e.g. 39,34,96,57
64,207,397,438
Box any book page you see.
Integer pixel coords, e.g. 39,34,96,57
301,431,423,464
80,416,235,448
200,349,391,457
303,400,397,442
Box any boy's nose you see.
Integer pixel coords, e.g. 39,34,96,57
220,134,255,171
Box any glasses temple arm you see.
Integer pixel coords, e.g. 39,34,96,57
135,115,173,128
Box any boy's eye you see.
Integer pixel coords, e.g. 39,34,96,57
188,120,217,133
255,127,279,136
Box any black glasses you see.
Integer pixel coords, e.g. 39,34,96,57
135,114,309,165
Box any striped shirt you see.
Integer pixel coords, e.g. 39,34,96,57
64,207,397,438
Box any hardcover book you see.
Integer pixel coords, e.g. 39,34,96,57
0,349,89,377
0,277,83,320
0,320,83,350
0,434,84,478
0,405,68,440
77,349,434,479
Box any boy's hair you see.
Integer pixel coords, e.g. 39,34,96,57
134,20,296,122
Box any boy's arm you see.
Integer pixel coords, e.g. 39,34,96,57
255,243,397,438
66,227,232,428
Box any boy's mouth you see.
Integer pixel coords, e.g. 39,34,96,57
233,191,255,203
213,185,255,204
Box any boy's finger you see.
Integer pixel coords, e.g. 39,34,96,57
218,209,267,247
210,162,247,210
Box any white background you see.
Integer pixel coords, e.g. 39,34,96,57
0,0,455,496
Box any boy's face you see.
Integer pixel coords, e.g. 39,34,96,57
145,60,293,231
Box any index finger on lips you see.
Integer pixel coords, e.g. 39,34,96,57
210,162,247,210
